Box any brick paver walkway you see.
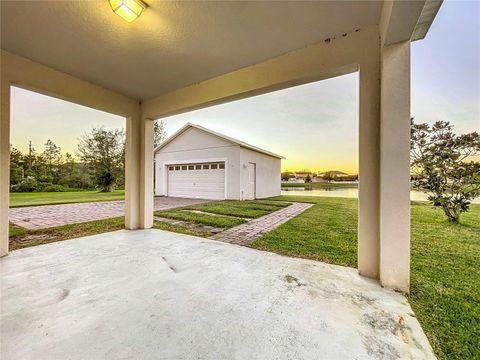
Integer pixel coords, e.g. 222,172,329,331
9,197,207,230
210,202,313,246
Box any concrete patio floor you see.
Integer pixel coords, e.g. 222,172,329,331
0,230,435,360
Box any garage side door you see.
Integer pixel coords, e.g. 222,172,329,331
167,163,225,200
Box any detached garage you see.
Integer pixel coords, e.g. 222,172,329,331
154,123,283,200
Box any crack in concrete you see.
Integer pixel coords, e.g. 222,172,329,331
161,256,177,272
284,275,306,287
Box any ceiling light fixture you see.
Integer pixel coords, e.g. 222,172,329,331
109,0,146,23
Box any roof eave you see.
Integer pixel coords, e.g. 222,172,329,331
411,0,443,42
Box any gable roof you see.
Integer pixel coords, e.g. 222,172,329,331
154,123,284,159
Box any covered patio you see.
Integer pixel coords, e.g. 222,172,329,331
1,229,435,359
1,1,442,358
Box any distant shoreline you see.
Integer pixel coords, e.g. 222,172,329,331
281,182,358,189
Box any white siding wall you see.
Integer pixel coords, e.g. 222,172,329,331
155,127,241,199
239,147,281,199
155,127,281,200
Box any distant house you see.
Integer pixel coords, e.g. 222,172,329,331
154,123,284,200
287,177,305,183
318,170,349,178
293,172,314,180
317,170,358,182
312,176,328,183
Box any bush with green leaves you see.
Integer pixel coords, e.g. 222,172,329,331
410,119,480,222
41,184,68,192
10,177,38,192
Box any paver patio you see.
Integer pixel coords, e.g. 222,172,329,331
0,229,435,360
210,202,313,246
9,197,207,229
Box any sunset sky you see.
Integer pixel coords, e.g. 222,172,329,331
10,1,479,174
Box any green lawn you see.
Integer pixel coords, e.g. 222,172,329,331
8,217,125,250
179,200,291,218
254,196,357,266
154,209,247,228
252,195,480,360
9,217,205,250
9,190,125,207
152,220,212,237
154,200,290,231
154,200,292,229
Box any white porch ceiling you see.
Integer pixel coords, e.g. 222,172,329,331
1,1,382,100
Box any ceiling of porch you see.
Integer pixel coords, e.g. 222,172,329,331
1,1,382,100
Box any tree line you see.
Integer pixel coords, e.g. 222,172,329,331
10,120,166,193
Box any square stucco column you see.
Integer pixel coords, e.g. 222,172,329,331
0,81,10,256
125,114,140,229
358,62,381,279
140,118,154,228
379,41,411,292
125,114,154,229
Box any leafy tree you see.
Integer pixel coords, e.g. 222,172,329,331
410,119,480,222
322,171,336,182
281,171,292,181
64,152,75,170
305,174,312,183
78,127,125,192
9,146,25,185
153,119,167,148
11,177,38,192
43,140,62,167
42,139,62,182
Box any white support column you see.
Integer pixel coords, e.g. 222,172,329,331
125,114,141,229
379,41,411,292
358,62,381,279
124,113,154,229
0,81,10,256
140,117,154,229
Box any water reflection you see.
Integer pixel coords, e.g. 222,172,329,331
280,187,480,204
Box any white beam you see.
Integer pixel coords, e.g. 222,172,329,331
1,51,139,117
141,26,386,120
0,51,146,255
380,0,442,46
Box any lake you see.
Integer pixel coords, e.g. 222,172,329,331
281,187,480,204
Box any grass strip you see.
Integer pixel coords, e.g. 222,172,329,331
154,209,246,228
9,217,125,250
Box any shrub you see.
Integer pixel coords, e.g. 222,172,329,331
36,182,54,191
9,165,23,185
411,119,480,222
10,177,38,192
37,174,54,183
58,174,93,190
41,184,67,192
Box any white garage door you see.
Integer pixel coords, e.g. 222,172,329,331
167,162,225,200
